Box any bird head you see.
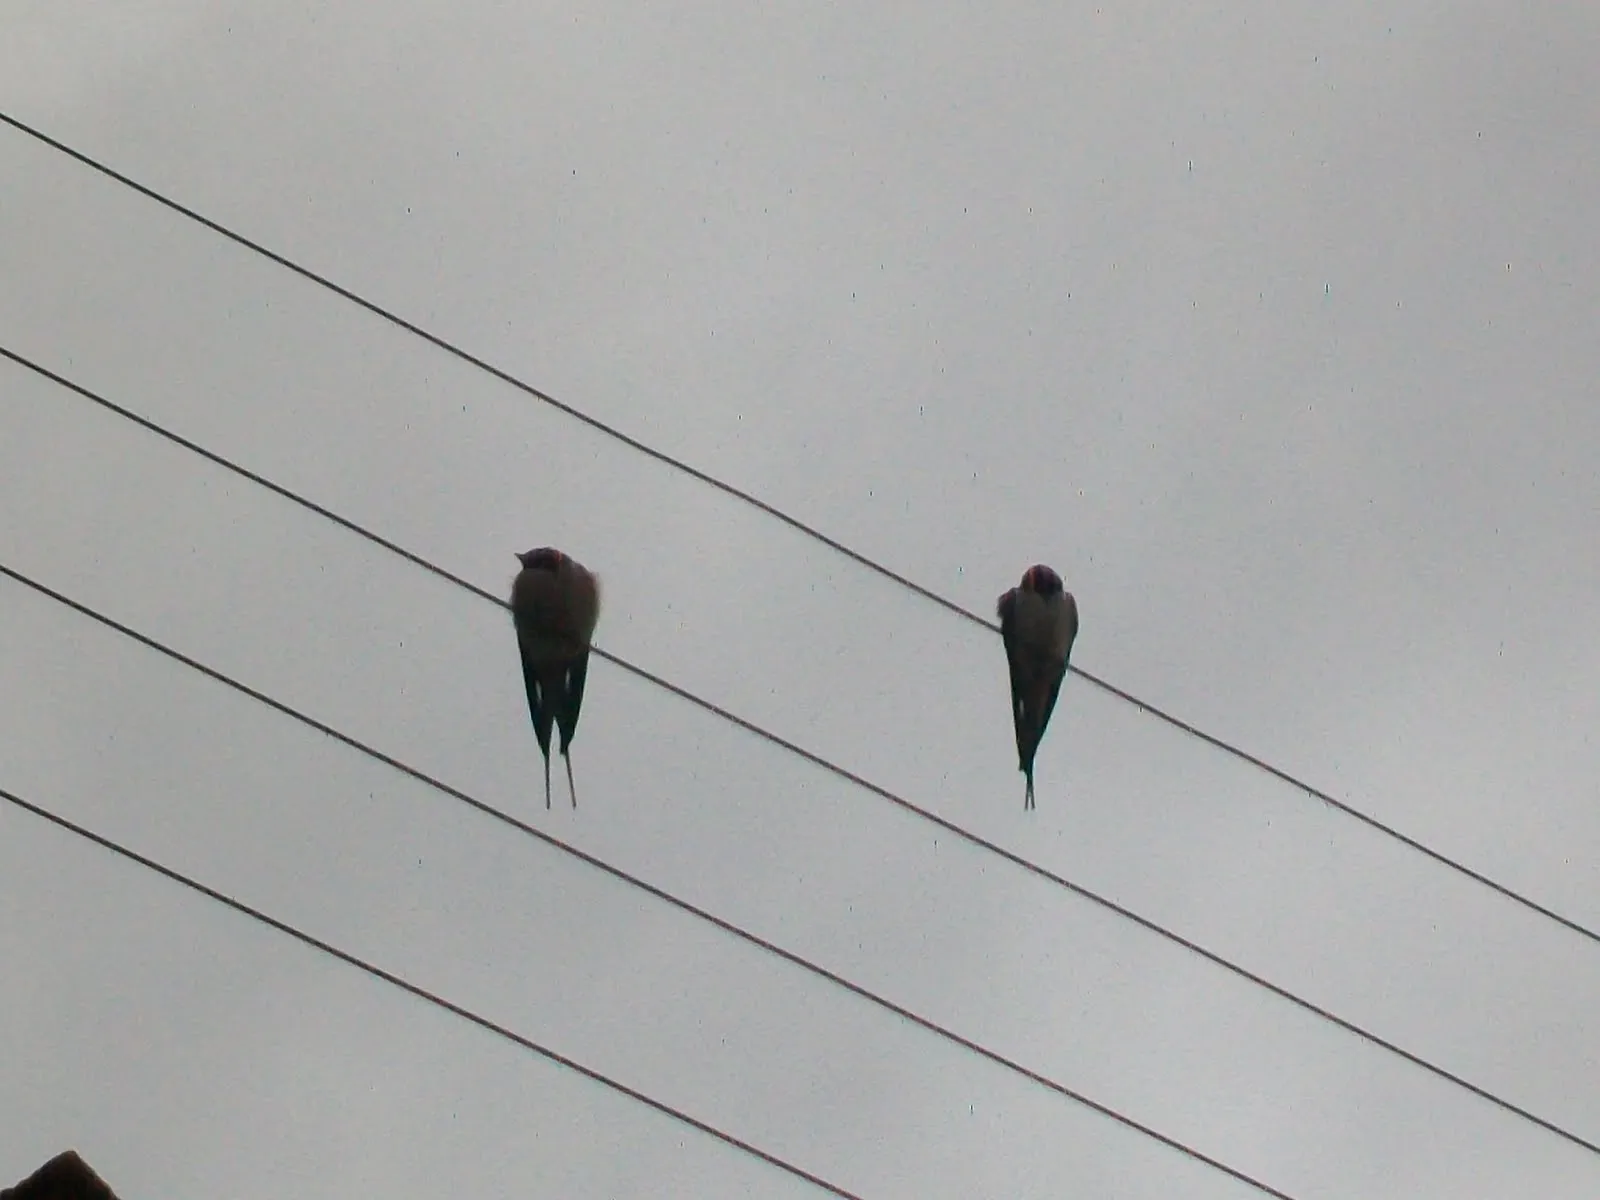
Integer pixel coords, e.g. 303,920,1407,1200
1020,564,1064,597
516,547,566,571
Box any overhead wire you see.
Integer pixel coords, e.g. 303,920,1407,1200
0,575,1303,1200
0,786,867,1200
0,109,1591,954
4,350,1598,1160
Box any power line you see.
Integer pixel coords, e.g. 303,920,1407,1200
2,467,1593,1159
0,786,866,1200
7,347,1597,1153
0,564,1300,1199
1,110,1590,955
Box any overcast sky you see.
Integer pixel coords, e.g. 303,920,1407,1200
4,2,1600,1196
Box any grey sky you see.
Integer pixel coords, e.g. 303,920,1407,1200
4,2,1599,1196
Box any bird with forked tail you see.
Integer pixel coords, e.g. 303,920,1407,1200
510,547,600,809
997,564,1078,810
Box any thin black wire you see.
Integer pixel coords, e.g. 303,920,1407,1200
8,344,1599,1154
0,563,1301,1199
0,430,1594,1166
2,112,1591,957
0,787,865,1200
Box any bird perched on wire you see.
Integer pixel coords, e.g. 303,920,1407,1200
510,547,601,809
997,564,1078,810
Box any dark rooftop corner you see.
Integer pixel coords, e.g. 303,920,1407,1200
2,1152,119,1200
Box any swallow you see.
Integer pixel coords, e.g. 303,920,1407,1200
510,547,601,809
997,564,1078,810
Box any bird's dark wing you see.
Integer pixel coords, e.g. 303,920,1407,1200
518,641,555,757
1028,594,1077,767
555,647,591,753
996,591,1034,765
1009,668,1036,767
1031,660,1067,758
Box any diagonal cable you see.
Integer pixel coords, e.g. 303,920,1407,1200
0,786,865,1199
0,574,1303,1200
0,512,1593,1158
5,345,1597,1152
0,111,1590,953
